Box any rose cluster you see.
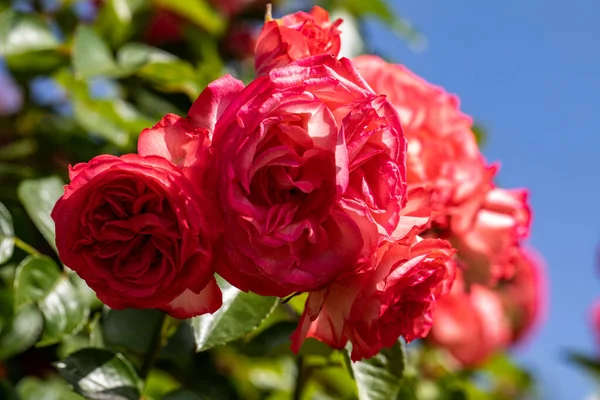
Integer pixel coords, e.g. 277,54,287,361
51,6,544,362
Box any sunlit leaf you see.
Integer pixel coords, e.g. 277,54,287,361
338,0,427,51
14,255,61,308
0,10,60,56
349,341,406,400
94,0,146,47
14,255,89,346
153,0,225,35
192,279,279,351
16,376,84,400
17,176,64,253
56,348,142,400
0,303,43,360
0,201,14,264
73,25,119,78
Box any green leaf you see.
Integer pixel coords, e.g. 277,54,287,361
72,25,119,78
0,201,14,264
38,274,90,346
339,0,427,51
154,0,225,35
0,380,18,400
102,308,165,354
53,69,154,148
94,0,146,47
0,10,60,56
0,138,37,161
239,321,297,357
163,388,205,400
566,351,600,380
0,303,43,360
138,61,202,100
17,176,64,253
116,43,202,99
14,255,89,346
472,122,487,146
142,370,181,400
16,376,85,400
191,279,279,351
117,42,175,73
55,348,142,400
14,255,61,307
349,341,406,400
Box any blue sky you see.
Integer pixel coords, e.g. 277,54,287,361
365,0,600,398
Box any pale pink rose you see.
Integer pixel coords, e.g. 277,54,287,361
454,188,531,285
591,301,600,349
291,236,456,361
255,6,342,76
429,271,511,366
497,247,547,345
203,56,405,297
353,55,495,229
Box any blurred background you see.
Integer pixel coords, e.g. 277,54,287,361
0,0,598,399
362,1,600,399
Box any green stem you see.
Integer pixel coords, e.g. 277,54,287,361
293,356,308,400
140,312,168,380
13,237,39,256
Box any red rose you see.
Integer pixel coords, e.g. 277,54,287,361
291,236,456,361
353,55,495,229
200,56,404,297
52,122,221,318
144,9,184,45
429,271,511,366
255,6,342,76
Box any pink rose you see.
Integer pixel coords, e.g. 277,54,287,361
203,56,405,297
51,150,221,318
496,247,547,345
591,301,600,349
429,271,511,366
353,55,495,228
291,236,456,361
454,188,531,285
255,6,342,76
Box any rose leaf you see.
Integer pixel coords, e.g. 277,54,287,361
191,278,279,352
55,348,142,400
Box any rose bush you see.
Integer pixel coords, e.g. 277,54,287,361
0,1,549,399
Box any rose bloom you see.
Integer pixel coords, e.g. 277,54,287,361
144,9,184,45
202,55,405,297
496,247,547,345
255,6,342,76
291,236,456,361
591,300,600,349
454,188,531,285
428,270,511,367
50,81,251,319
353,55,495,230
51,150,220,319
